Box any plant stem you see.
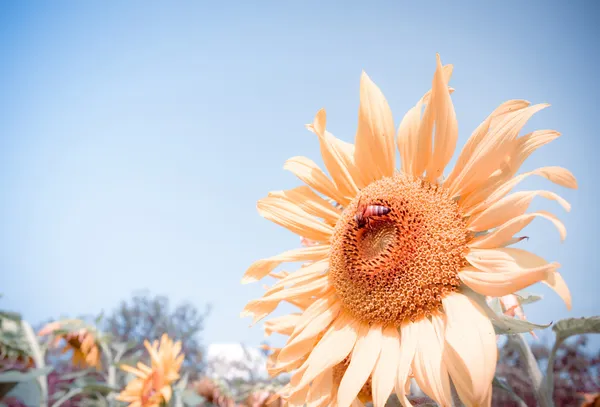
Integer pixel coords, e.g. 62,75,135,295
21,321,48,407
544,339,562,402
510,333,554,407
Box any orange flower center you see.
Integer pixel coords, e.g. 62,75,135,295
141,370,164,406
329,173,469,325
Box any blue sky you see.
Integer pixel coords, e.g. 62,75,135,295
1,1,598,350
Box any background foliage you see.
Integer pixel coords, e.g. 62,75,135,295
1,292,598,407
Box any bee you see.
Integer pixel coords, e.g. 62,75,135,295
354,199,391,229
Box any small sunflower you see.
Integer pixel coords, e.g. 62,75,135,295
38,320,101,369
117,334,184,407
241,54,577,407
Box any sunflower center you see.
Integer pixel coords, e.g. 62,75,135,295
329,173,469,325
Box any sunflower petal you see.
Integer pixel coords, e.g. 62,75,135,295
426,54,458,182
463,166,577,215
398,64,454,176
459,262,560,298
442,293,497,406
306,370,333,407
449,104,550,198
307,109,361,197
394,323,418,405
371,326,401,407
338,324,383,407
354,72,396,183
264,314,302,337
468,211,566,249
284,156,349,205
269,185,342,225
277,301,342,364
468,190,570,232
446,100,531,187
242,245,329,283
411,317,452,407
295,313,359,391
257,196,334,242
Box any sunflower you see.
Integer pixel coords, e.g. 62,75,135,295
117,334,184,407
38,320,101,369
241,54,577,407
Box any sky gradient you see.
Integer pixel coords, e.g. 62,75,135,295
1,1,599,349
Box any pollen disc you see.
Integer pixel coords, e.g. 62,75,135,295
329,173,469,325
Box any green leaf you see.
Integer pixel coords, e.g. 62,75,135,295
80,382,118,395
493,376,527,407
180,389,205,406
0,311,22,323
492,315,551,335
545,316,600,398
0,366,53,383
461,287,551,335
95,311,104,325
59,368,96,381
72,377,118,394
0,382,18,399
3,379,42,406
51,388,83,407
515,291,543,306
174,373,189,391
552,316,600,342
507,334,552,407
21,319,49,406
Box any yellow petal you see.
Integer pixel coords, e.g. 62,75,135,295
277,300,341,364
544,269,572,310
467,190,570,232
257,196,334,242
449,104,549,198
395,322,418,405
296,313,359,391
270,260,329,292
242,245,329,283
398,96,426,176
338,324,383,407
473,249,571,309
468,210,566,249
354,72,396,184
120,364,148,378
245,275,329,309
264,313,302,337
509,129,562,176
306,370,333,407
398,64,454,176
307,109,361,197
289,290,338,339
463,165,577,215
160,385,172,403
466,247,555,273
242,280,330,325
269,185,342,225
459,262,559,297
413,83,435,177
371,326,401,407
426,54,458,182
411,316,452,407
284,156,349,205
446,100,530,188
442,293,497,406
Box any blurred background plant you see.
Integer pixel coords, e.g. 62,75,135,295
1,291,598,407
